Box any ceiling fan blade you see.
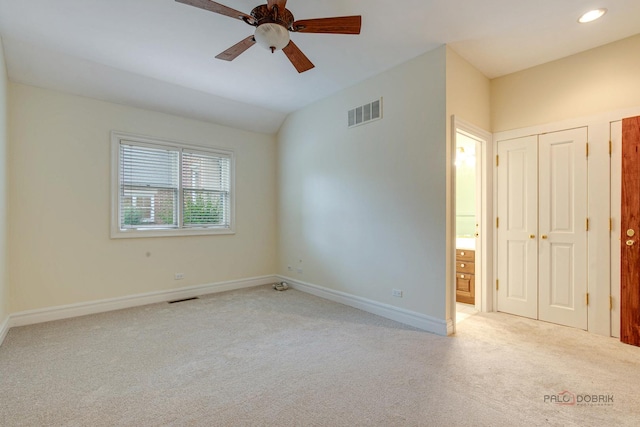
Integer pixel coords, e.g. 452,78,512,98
215,36,256,61
267,0,287,11
175,0,253,22
282,41,315,73
292,16,362,34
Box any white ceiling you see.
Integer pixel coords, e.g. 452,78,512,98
1,0,639,134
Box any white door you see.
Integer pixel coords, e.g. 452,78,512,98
538,128,588,329
497,136,539,319
496,129,588,329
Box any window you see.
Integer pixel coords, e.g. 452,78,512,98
111,132,234,238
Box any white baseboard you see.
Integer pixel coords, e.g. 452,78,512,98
279,276,448,336
0,315,9,347
8,275,277,330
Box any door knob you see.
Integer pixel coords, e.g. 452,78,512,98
626,240,635,246
530,234,535,239
541,235,548,240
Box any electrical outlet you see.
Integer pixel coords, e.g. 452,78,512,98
392,289,403,298
174,273,185,280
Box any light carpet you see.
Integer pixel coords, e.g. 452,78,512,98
1,285,639,426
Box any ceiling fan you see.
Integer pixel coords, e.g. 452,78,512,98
175,0,362,73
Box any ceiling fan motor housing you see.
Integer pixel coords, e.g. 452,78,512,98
250,4,295,29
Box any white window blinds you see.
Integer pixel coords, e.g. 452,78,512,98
120,143,179,229
182,150,231,228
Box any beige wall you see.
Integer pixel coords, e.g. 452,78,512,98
492,34,640,132
0,39,8,326
8,83,277,313
446,47,491,133
278,46,448,322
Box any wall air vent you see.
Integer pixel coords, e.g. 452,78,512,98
348,98,383,128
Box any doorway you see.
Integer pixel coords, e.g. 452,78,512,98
455,133,479,309
452,117,492,325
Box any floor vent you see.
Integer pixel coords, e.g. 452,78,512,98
348,98,382,128
168,297,199,304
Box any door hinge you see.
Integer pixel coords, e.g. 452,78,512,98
610,218,613,232
586,142,589,157
586,293,590,306
586,218,590,231
610,295,613,311
496,155,499,167
609,140,612,156
496,279,499,291
496,217,499,228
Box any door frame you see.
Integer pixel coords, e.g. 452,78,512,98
611,120,622,337
451,116,493,325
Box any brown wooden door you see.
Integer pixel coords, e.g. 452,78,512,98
621,116,640,346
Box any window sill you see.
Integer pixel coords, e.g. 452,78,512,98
110,227,235,239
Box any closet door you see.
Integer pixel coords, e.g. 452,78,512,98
497,136,539,319
538,128,588,330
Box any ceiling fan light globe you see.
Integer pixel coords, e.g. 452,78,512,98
254,23,290,52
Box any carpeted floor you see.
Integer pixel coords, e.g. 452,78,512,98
1,285,639,426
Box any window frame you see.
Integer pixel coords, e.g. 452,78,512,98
111,131,235,239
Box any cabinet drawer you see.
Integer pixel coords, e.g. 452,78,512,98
456,261,475,274
456,273,475,305
456,249,475,262
456,273,474,291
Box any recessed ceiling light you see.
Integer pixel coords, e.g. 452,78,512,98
578,8,607,23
